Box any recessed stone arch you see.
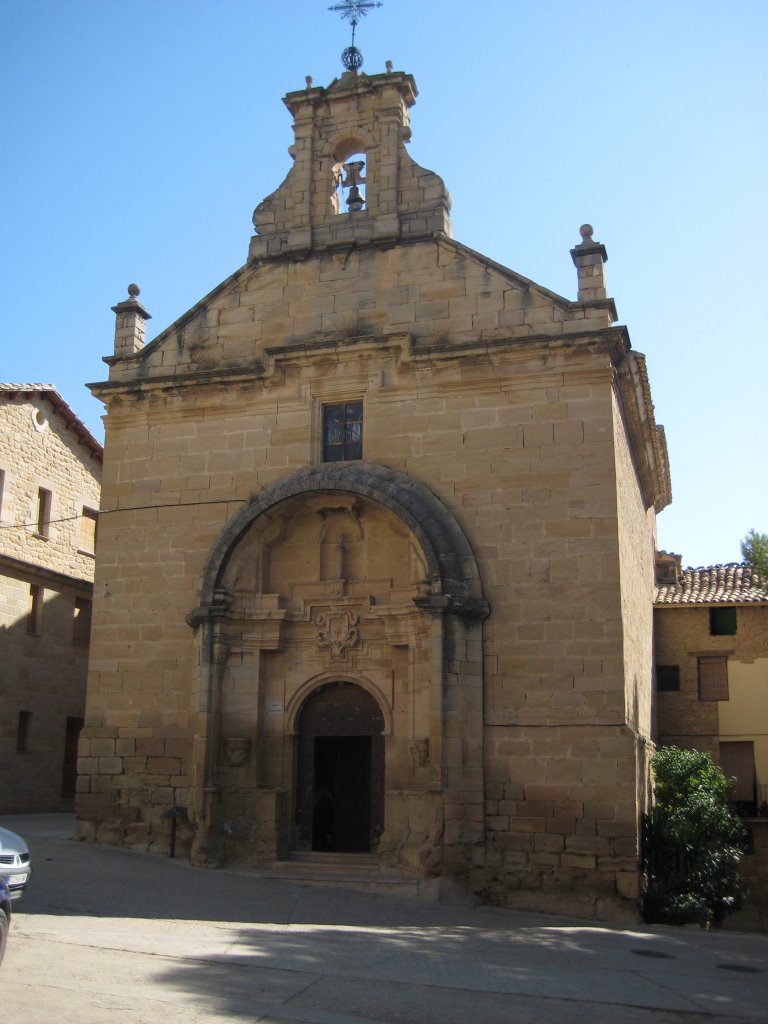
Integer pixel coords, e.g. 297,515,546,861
326,126,376,163
197,462,486,620
189,462,488,876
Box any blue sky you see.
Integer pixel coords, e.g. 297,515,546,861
2,1,766,567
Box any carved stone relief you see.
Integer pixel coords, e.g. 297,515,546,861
222,737,251,767
408,738,430,767
315,608,360,659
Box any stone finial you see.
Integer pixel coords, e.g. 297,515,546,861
111,284,152,357
305,75,313,88
385,60,393,73
570,223,609,303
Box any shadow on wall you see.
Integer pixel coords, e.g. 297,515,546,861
0,585,88,813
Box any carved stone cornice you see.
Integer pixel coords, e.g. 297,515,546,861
372,604,427,645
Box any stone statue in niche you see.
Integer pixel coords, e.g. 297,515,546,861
315,608,360,659
330,531,346,596
222,737,251,767
409,738,430,767
318,506,362,594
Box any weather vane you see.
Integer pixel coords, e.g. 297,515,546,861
328,0,383,71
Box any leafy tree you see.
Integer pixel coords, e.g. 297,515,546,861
642,746,749,927
741,529,768,584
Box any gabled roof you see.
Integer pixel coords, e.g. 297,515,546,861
0,384,103,463
654,562,768,606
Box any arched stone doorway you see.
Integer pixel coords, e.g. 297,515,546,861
294,682,385,852
188,463,488,877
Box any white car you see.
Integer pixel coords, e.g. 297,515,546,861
0,828,31,899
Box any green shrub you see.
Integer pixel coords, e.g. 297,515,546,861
642,746,749,927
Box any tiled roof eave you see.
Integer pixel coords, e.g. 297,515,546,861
654,596,768,607
654,562,768,605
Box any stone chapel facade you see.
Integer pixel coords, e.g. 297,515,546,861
78,67,671,921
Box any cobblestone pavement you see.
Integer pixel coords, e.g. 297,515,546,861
1,815,766,1023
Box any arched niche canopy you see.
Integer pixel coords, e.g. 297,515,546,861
190,462,487,626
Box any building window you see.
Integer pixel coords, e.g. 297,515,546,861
698,656,729,701
16,711,32,752
26,584,43,634
80,507,98,553
656,665,680,692
36,487,52,537
322,402,363,462
710,607,737,636
72,597,92,645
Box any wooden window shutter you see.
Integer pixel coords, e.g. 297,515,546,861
698,656,729,701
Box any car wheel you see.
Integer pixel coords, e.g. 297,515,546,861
0,908,7,965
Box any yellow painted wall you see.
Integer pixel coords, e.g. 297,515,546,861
718,657,768,799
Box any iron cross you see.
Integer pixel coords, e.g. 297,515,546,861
329,1,383,44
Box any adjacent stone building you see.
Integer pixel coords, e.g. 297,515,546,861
654,553,768,913
654,554,768,811
78,66,671,921
0,384,102,811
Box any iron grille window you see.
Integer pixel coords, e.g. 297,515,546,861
698,656,729,701
322,402,363,462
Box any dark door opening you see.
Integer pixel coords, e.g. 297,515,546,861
313,735,371,852
294,682,385,854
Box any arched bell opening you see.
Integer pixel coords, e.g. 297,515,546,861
333,152,367,214
294,682,385,853
328,132,372,216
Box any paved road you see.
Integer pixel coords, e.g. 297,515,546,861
1,814,766,1023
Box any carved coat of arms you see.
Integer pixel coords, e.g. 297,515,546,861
315,608,360,659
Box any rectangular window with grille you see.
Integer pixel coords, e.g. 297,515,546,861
322,402,363,462
698,655,729,701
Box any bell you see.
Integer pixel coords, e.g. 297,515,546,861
346,185,364,212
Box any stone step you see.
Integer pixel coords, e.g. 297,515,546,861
271,853,420,895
